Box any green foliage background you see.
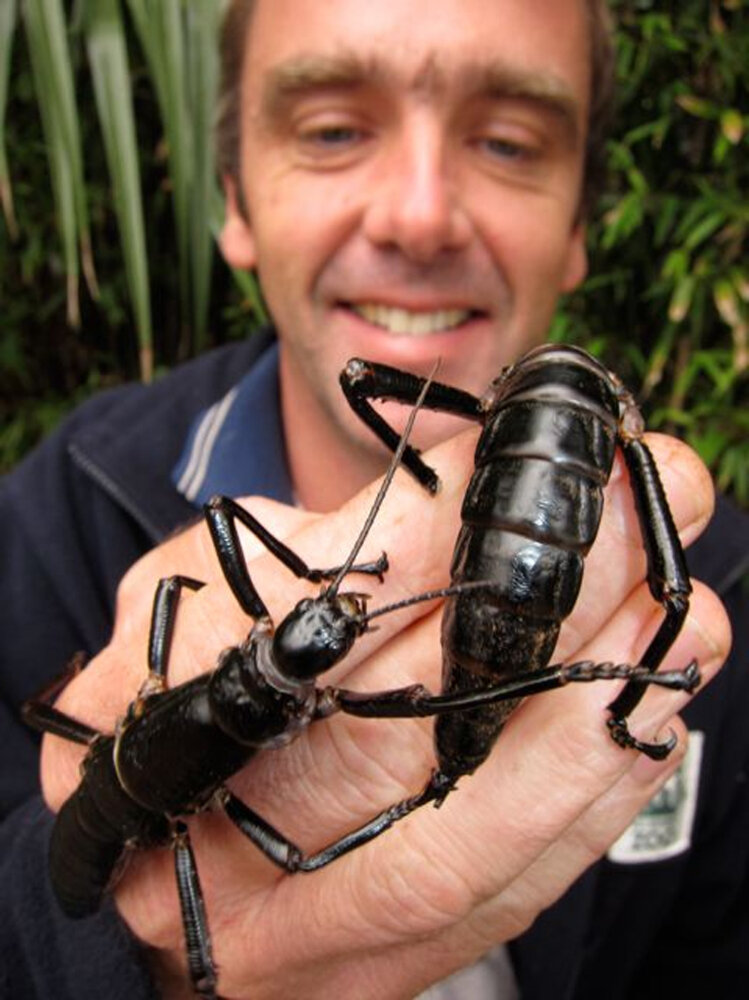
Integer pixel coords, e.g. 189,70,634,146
1,0,747,503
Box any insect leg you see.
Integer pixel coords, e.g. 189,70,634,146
219,784,444,873
22,652,100,745
605,434,693,758
340,358,484,492
146,575,205,692
218,660,699,876
327,657,700,720
173,822,218,999
204,497,388,617
21,702,100,745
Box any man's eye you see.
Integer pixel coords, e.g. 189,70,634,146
303,125,359,147
482,137,531,161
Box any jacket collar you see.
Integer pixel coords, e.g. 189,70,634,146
67,330,279,542
171,341,293,508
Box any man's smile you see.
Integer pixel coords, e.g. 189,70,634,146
345,303,479,336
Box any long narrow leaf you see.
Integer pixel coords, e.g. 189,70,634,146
0,0,19,238
154,0,190,343
23,0,98,319
127,0,225,352
83,0,153,381
23,0,81,324
28,0,97,293
127,0,191,348
124,0,166,108
185,0,221,351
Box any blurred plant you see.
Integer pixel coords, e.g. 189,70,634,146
553,0,748,505
0,0,250,383
1,0,270,474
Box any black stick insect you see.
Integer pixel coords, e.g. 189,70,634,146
24,358,697,998
340,343,699,799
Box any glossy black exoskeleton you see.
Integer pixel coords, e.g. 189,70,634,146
340,343,698,785
23,354,698,997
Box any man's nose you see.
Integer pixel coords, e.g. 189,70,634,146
363,125,471,263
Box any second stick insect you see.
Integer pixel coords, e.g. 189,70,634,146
24,358,698,999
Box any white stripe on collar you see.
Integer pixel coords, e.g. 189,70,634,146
176,385,239,501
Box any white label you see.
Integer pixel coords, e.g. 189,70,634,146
608,730,704,864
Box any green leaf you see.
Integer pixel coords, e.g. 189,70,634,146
675,94,717,119
720,109,744,145
714,278,741,327
684,209,726,251
184,0,222,351
82,0,153,381
602,192,644,248
23,0,98,321
0,0,19,238
687,426,729,466
661,247,689,281
668,274,696,324
126,0,222,353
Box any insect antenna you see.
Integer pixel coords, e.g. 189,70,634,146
358,579,499,626
325,362,439,598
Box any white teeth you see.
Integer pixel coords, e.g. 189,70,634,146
353,303,471,336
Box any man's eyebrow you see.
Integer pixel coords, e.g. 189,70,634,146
464,62,582,144
261,53,379,115
259,52,582,143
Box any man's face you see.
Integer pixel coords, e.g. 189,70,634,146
222,0,590,454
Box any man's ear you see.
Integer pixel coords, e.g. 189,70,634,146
219,175,257,269
560,222,588,292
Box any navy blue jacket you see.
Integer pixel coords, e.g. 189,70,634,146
2,331,748,999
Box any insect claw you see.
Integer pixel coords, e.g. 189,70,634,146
425,771,458,808
606,717,677,761
373,551,389,582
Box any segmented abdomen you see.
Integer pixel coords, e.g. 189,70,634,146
49,736,169,917
435,349,621,776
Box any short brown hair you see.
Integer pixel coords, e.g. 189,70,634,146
216,0,615,217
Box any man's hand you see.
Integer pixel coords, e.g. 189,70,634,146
40,430,730,1000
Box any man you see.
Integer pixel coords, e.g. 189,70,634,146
1,1,745,998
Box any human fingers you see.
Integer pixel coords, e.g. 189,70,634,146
225,579,729,999
46,426,708,750
37,426,714,998
192,429,715,862
356,580,730,997
124,427,716,907
152,575,725,1000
